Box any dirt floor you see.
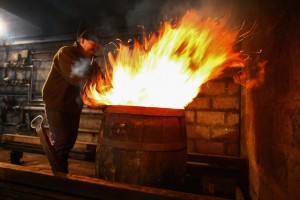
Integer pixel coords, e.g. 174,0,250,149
0,148,96,178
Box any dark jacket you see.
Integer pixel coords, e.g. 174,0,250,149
42,42,92,113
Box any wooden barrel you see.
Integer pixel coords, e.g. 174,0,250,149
95,105,187,190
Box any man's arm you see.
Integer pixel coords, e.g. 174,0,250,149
55,47,90,86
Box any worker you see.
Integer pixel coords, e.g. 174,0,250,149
42,29,101,173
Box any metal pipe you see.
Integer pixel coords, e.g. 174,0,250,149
16,105,44,111
42,124,99,134
19,105,103,114
5,34,75,46
29,65,34,103
31,59,53,62
0,94,28,97
30,51,53,55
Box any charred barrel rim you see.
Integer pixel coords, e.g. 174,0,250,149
102,105,185,116
100,105,187,152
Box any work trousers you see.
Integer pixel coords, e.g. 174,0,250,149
45,106,81,173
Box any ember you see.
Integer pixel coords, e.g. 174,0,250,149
82,10,244,109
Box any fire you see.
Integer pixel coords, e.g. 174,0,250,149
82,10,244,109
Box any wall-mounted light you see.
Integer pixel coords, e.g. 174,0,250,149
0,17,7,37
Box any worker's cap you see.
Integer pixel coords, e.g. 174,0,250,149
78,29,101,43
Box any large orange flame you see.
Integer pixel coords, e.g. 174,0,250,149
83,11,244,109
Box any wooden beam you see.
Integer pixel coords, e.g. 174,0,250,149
0,134,96,162
0,162,228,200
187,153,248,167
0,134,96,153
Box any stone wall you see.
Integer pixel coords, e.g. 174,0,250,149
240,0,300,199
185,78,241,156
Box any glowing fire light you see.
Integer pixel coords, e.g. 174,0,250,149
83,11,244,109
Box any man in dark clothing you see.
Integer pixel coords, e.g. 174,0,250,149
42,29,100,173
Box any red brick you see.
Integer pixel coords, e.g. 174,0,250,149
225,143,240,156
227,82,240,95
186,97,210,109
185,110,195,123
227,112,240,126
186,125,210,139
199,81,226,95
212,97,240,109
211,127,239,142
196,111,225,125
192,140,225,155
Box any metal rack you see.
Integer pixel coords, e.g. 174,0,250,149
0,49,45,134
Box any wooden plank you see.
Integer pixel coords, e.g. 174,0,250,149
0,134,96,162
0,134,96,153
0,134,41,145
187,153,248,167
1,143,95,162
0,181,86,200
0,162,228,200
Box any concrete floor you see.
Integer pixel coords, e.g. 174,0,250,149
0,148,96,178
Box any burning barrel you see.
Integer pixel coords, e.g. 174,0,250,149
95,105,187,190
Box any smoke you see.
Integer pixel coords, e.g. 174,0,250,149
125,0,192,27
126,0,242,29
71,58,91,78
125,0,161,28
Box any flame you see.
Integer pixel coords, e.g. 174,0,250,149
83,11,244,109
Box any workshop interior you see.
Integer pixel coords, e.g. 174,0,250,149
0,0,299,200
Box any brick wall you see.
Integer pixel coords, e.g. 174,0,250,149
185,78,241,156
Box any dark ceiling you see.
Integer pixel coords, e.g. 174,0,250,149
0,0,242,45
0,0,206,37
